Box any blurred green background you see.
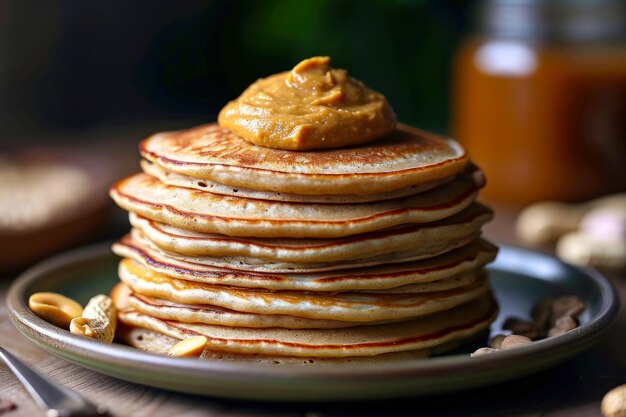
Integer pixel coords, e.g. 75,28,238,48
0,0,471,143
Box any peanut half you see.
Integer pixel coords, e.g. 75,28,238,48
168,336,207,358
29,292,83,329
70,294,117,343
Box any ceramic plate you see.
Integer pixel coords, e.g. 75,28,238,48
6,243,619,401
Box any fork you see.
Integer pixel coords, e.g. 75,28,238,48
0,346,110,417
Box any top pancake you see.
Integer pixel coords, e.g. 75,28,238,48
139,123,469,195
141,159,453,204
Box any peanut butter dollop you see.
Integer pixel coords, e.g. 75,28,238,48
218,56,396,150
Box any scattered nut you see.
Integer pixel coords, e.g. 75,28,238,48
602,384,626,417
70,294,117,343
580,207,626,242
168,336,207,357
589,194,626,212
516,202,585,246
551,296,585,324
503,317,543,340
470,347,497,357
29,292,83,328
548,316,577,337
531,298,553,330
490,334,506,349
500,334,532,349
70,317,97,337
472,295,586,358
516,194,626,270
557,231,626,269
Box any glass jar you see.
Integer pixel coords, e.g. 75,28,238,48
453,0,626,205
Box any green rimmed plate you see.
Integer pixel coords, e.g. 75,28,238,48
6,242,619,401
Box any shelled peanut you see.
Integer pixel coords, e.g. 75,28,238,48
28,292,117,343
70,294,117,343
168,336,207,357
29,293,83,328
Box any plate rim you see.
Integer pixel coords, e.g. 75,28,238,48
5,241,621,390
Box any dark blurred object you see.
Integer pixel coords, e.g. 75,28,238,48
453,0,626,205
0,149,110,273
0,1,470,143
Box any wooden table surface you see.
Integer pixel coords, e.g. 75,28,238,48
1,181,625,417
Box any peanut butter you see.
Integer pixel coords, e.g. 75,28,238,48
218,57,396,151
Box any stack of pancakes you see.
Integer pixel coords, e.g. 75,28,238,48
109,123,498,362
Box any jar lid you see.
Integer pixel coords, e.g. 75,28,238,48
480,0,626,42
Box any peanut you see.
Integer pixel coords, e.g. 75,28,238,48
516,202,584,246
548,316,577,337
489,334,506,349
589,194,626,212
500,334,532,349
557,231,626,269
515,193,626,247
531,298,553,330
70,294,117,343
503,317,543,340
470,347,496,357
470,334,533,357
29,292,83,329
472,295,585,358
551,296,585,324
516,194,626,269
167,336,207,357
602,384,626,417
581,207,626,242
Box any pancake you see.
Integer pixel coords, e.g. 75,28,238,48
112,237,498,291
128,203,492,263
113,282,359,330
141,159,453,204
118,258,489,322
117,292,497,357
131,227,480,273
362,272,480,294
139,123,469,196
116,269,479,329
117,325,435,363
109,169,484,239
121,289,397,329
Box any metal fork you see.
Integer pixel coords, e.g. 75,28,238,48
0,346,110,417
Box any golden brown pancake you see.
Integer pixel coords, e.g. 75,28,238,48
139,123,469,195
118,258,490,322
117,292,497,357
130,227,480,273
117,324,435,363
141,159,454,204
118,289,395,329
109,169,484,238
128,203,492,263
112,237,498,291
114,270,481,330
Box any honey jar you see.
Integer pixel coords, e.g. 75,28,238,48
453,0,626,205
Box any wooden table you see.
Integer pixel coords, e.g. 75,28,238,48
1,195,625,416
